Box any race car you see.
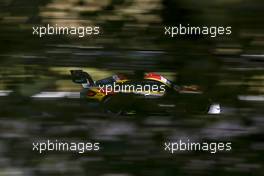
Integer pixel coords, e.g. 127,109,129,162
70,70,221,115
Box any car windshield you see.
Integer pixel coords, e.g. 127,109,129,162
95,77,116,86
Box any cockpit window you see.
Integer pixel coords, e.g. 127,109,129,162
95,77,115,86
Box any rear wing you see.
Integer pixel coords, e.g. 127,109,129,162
70,70,94,88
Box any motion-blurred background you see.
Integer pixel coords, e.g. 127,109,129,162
0,0,263,175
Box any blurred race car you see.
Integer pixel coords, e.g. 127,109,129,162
70,70,220,115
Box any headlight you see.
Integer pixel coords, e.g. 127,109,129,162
208,103,221,114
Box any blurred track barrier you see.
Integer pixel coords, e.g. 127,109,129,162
238,95,264,101
31,91,80,99
0,90,12,96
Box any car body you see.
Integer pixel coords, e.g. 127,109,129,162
70,70,221,115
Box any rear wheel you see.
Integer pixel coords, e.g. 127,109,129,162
102,96,123,115
102,94,137,116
